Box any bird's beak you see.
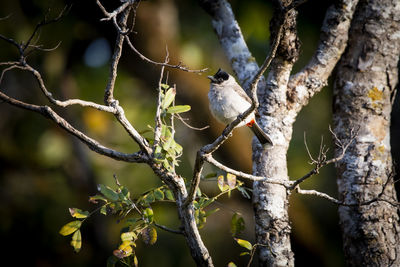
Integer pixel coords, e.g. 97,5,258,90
207,75,217,83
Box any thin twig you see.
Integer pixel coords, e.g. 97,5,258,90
154,222,183,235
174,113,209,131
289,127,357,190
22,5,70,53
154,50,169,146
3,63,116,113
125,37,207,73
205,155,288,185
103,7,130,105
295,186,341,204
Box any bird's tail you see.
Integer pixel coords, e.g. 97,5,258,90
247,120,273,146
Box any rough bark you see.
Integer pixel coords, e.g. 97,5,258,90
251,2,299,265
332,0,400,266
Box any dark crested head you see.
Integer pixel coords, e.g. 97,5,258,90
207,68,229,84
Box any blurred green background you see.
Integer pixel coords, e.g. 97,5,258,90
0,0,398,266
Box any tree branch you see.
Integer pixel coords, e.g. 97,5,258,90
205,155,288,186
0,91,147,163
3,63,116,113
125,37,207,73
198,0,261,90
154,222,183,235
289,127,357,190
287,0,360,111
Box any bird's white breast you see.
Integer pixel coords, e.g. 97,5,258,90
208,80,253,125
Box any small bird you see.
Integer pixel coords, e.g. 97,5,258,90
207,69,273,146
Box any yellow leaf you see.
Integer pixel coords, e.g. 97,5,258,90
70,230,82,252
226,173,237,189
235,238,253,251
69,208,89,219
59,221,82,236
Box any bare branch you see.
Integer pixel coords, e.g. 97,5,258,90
174,113,210,131
154,222,183,235
5,63,117,113
0,14,12,21
0,91,147,163
289,127,357,190
294,186,342,204
104,7,130,105
97,0,132,22
154,50,169,146
22,5,70,53
287,0,360,111
205,155,288,186
198,0,261,89
0,34,21,51
295,175,400,207
125,37,207,73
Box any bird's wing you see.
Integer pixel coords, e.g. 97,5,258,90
232,84,252,104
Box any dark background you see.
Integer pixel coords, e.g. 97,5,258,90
0,0,398,266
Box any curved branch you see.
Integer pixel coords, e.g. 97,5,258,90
205,155,288,186
125,37,207,73
0,91,147,163
287,0,359,112
198,0,261,90
6,63,116,113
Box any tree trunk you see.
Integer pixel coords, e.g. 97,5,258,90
333,0,400,266
252,4,299,265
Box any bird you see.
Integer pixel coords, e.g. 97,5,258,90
207,68,273,146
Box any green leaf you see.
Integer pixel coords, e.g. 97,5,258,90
205,208,219,217
172,140,183,155
143,207,154,223
235,238,253,251
162,160,173,172
98,184,119,202
227,262,237,267
59,220,82,236
161,124,171,139
240,252,250,256
141,227,157,245
162,136,173,151
120,186,130,199
164,189,174,201
89,194,108,204
200,197,214,209
231,213,245,236
196,187,202,197
69,208,89,219
166,105,191,114
100,205,108,215
121,231,137,242
161,88,176,109
70,229,82,252
154,189,164,201
144,192,155,204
